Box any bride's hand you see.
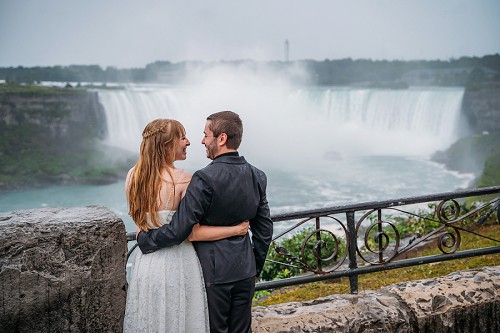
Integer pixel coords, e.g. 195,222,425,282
234,220,250,236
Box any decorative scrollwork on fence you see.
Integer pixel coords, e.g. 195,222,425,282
272,216,349,275
354,198,500,262
302,227,348,274
436,199,460,222
437,226,461,254
356,210,401,265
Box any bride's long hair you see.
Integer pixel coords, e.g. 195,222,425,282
127,119,185,231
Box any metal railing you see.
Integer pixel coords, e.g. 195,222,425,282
126,186,500,294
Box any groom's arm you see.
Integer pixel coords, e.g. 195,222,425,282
137,172,213,254
249,171,274,277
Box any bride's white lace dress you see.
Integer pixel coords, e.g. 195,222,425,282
123,210,210,333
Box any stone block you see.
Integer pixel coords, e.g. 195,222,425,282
382,265,500,333
252,291,411,333
252,265,500,333
0,206,127,333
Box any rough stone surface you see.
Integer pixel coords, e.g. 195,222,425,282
382,266,500,333
0,91,107,142
462,86,500,133
252,265,500,333
252,291,412,333
0,206,127,333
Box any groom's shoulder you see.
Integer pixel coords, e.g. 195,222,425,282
250,163,267,183
194,161,224,180
192,163,218,181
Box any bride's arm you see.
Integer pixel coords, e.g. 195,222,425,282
188,221,250,241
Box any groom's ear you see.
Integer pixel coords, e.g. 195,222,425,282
218,133,228,146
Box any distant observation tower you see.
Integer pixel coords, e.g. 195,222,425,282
284,39,289,62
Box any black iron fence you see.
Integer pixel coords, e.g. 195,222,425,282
126,186,500,294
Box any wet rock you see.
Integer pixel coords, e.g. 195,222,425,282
252,266,500,333
252,291,411,333
0,206,127,333
383,266,500,333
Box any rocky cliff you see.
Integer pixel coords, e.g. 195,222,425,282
0,85,133,189
462,84,500,133
432,85,500,187
0,88,107,145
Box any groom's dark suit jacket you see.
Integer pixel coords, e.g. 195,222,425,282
137,153,273,285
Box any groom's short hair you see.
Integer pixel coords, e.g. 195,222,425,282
207,111,243,150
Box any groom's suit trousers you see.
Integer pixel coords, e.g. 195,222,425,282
205,276,255,333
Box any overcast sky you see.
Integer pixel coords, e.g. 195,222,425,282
1,0,499,68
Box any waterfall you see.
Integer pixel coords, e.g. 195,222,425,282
285,87,467,156
97,85,467,167
295,87,465,139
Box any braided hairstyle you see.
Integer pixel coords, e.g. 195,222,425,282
127,119,185,231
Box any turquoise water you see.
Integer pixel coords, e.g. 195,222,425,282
0,155,473,237
0,181,131,224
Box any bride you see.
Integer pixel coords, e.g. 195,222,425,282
123,119,249,332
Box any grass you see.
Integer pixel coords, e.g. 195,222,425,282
253,223,500,306
0,82,86,94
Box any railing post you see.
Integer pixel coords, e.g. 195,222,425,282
346,210,358,294
315,217,322,272
377,209,384,263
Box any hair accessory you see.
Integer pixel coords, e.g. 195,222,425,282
143,123,168,139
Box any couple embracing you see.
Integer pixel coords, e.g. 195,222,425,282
124,111,274,333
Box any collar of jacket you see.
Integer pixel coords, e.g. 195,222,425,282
210,152,246,165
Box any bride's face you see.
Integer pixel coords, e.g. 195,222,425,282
174,133,190,161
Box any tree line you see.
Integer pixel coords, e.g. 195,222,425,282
1,54,499,87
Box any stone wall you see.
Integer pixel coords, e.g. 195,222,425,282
0,206,127,333
252,265,500,333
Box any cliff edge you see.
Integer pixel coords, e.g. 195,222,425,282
0,84,134,190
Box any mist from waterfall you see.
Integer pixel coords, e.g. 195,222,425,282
97,66,468,173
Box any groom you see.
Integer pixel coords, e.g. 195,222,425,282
137,111,274,332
